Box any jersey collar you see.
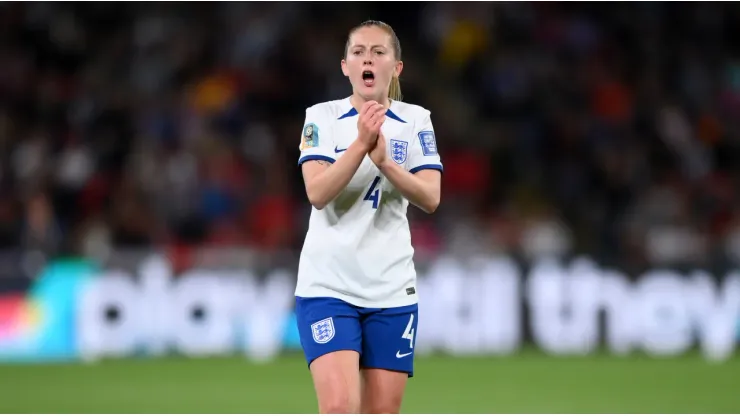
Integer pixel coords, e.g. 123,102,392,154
338,97,406,123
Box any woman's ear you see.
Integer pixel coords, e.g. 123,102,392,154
341,59,350,77
394,60,404,78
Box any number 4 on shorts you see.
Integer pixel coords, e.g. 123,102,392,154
402,314,415,349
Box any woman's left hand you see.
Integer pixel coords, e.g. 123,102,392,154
369,131,387,168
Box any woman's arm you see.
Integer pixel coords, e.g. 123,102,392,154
302,101,387,210
378,162,440,214
302,140,372,210
369,133,441,214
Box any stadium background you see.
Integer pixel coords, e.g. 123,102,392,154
1,1,740,413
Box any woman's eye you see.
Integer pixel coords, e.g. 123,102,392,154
353,51,362,55
375,50,385,55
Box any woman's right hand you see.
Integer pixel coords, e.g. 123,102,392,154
357,101,387,150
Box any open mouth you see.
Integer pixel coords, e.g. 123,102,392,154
362,70,375,87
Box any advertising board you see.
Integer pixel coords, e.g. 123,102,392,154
1,253,739,363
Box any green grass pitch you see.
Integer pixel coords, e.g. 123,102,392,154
0,351,738,413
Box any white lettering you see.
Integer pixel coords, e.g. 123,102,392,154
687,271,740,361
477,256,521,354
73,254,739,363
636,271,693,356
138,256,173,356
241,269,294,362
601,269,640,355
170,271,234,356
527,257,602,355
77,271,141,361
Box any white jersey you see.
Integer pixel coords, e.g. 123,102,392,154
295,97,443,308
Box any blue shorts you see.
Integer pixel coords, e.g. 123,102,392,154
295,296,418,377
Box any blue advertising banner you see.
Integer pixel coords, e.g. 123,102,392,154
0,260,98,362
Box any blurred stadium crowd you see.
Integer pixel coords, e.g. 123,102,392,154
1,2,740,276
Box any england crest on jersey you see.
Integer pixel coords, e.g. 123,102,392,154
390,139,408,164
311,317,335,344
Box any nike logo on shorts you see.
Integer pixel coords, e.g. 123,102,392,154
396,351,412,358
335,145,348,153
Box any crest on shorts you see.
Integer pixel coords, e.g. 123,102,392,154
418,131,438,156
300,123,319,150
390,139,408,164
311,317,335,344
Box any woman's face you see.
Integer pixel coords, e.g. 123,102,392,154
342,25,402,101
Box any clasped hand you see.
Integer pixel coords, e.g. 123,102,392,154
356,100,388,168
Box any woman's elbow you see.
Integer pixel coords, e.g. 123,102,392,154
306,189,328,211
421,193,440,214
307,195,327,211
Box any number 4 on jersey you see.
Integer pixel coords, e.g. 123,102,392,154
363,176,381,209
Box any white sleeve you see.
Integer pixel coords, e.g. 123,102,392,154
407,111,443,174
297,106,336,166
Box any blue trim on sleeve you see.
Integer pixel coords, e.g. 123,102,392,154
298,155,336,166
409,164,443,174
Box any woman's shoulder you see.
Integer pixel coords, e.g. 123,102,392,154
390,100,432,121
306,97,352,121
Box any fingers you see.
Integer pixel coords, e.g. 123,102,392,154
371,114,387,130
362,103,385,119
360,100,377,116
360,102,385,116
371,103,385,115
366,104,386,129
358,102,387,144
364,105,385,123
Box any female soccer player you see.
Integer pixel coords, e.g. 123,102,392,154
295,20,443,414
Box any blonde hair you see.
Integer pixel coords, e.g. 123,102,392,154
345,20,403,102
389,75,402,102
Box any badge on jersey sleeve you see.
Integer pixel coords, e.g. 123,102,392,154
311,317,335,344
418,131,438,156
390,139,408,164
300,123,319,150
